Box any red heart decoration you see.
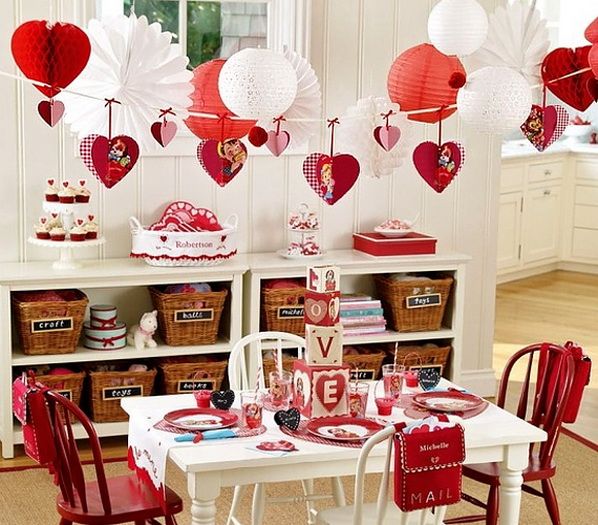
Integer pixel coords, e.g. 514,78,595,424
80,134,100,178
76,218,84,226
588,77,598,102
51,213,58,219
413,141,464,194
265,130,290,157
62,180,69,188
39,217,47,224
90,135,139,189
47,178,55,186
520,104,569,152
88,214,95,221
542,46,594,112
37,100,64,127
373,125,401,152
11,21,91,98
160,235,168,243
151,120,177,147
78,179,86,187
303,153,360,205
197,139,248,187
315,372,347,412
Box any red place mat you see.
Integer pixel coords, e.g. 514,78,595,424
280,420,365,449
398,394,488,420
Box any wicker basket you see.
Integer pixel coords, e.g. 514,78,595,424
374,275,453,332
12,290,88,355
343,349,386,380
394,345,452,372
149,286,228,346
35,371,85,422
158,356,228,394
261,286,306,336
88,368,157,422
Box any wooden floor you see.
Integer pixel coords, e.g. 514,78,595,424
1,270,595,469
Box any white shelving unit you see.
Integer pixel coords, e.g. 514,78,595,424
0,256,248,458
246,250,470,383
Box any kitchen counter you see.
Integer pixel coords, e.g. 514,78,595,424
502,139,598,159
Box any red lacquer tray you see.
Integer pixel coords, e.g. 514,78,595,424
306,416,384,441
163,408,238,431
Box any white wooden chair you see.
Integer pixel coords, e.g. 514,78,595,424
227,331,346,525
316,425,447,525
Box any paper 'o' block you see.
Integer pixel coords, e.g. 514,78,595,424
304,290,340,326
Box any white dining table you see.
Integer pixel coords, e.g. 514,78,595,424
122,382,546,525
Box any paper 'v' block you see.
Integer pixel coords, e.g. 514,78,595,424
307,265,340,293
305,323,343,365
304,289,340,326
292,359,350,418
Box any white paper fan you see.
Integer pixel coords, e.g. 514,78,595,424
257,48,321,147
335,97,414,179
58,14,194,151
473,0,549,85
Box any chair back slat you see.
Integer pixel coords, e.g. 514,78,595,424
516,353,533,419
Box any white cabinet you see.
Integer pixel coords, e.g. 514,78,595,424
497,192,523,270
521,185,562,263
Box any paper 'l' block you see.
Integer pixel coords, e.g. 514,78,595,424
292,359,350,418
304,289,340,326
307,265,341,293
305,323,343,365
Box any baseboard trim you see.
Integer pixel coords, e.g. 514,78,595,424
459,368,497,397
496,262,559,284
557,261,598,274
561,427,598,452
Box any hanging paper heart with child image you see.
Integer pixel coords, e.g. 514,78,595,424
520,104,569,152
81,135,139,189
37,100,65,127
197,138,248,187
303,153,360,205
413,141,465,194
373,125,401,152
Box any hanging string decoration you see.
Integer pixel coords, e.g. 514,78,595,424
412,108,465,193
80,99,140,189
542,46,594,112
457,66,532,134
387,43,466,124
303,119,360,205
265,116,291,157
11,20,91,127
373,110,401,152
57,14,193,151
184,59,256,141
336,97,414,179
427,0,489,57
473,0,549,85
520,87,568,152
218,48,298,120
151,108,177,148
257,48,322,148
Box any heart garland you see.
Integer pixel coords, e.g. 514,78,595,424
520,89,569,152
303,118,360,205
151,108,177,148
197,138,248,187
373,110,401,152
412,108,465,194
37,100,65,127
210,390,235,410
265,116,291,157
273,408,301,431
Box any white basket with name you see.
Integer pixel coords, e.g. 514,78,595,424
129,215,238,267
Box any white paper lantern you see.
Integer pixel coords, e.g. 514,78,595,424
457,66,532,134
218,48,298,119
428,0,489,57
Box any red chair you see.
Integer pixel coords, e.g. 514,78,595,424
446,342,575,525
41,390,183,525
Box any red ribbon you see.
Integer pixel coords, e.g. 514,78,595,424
90,315,118,328
86,333,126,348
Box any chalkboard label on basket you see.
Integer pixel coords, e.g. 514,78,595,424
277,306,304,319
350,369,375,381
30,317,73,333
405,293,442,309
102,385,143,401
177,379,214,393
173,308,214,323
55,389,72,401
410,365,443,391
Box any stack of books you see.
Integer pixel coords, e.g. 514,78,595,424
340,294,387,336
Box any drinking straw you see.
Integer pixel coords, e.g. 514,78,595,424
276,339,283,376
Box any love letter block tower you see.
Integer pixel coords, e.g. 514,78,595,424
293,265,349,418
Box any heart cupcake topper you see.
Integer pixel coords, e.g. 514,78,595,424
76,218,84,226
47,178,55,187
197,138,248,187
303,118,360,205
78,179,86,187
39,217,47,224
88,214,95,222
373,110,401,152
151,108,177,148
62,180,69,188
520,99,569,153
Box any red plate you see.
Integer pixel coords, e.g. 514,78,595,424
164,408,238,431
412,391,485,413
306,417,384,442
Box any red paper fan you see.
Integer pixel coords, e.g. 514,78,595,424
184,59,256,140
11,20,91,99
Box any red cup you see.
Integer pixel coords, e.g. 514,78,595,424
194,389,212,408
375,396,394,416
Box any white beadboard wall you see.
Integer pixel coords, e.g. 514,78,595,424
0,0,503,393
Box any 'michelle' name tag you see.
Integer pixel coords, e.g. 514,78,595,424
277,306,304,319
30,317,73,333
174,308,214,322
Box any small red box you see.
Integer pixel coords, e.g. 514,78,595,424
353,232,437,257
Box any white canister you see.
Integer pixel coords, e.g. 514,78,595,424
83,321,127,350
90,304,118,328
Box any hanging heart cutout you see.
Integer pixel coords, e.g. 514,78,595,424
90,135,140,189
37,100,65,127
151,120,177,147
520,104,569,152
197,139,248,187
266,130,290,157
413,141,465,194
373,125,401,152
303,153,360,205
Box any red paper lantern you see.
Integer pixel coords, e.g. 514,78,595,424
387,44,466,124
184,59,256,140
585,17,598,78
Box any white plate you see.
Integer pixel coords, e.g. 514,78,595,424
374,227,414,238
276,249,325,260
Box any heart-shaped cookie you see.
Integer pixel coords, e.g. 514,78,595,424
90,135,140,189
373,125,401,152
210,390,235,410
520,104,569,152
38,100,64,127
273,408,301,431
266,130,291,157
413,141,465,194
303,153,360,205
151,120,177,147
197,139,248,187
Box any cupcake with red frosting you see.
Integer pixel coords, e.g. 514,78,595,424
75,179,91,203
58,181,76,204
49,225,66,242
34,217,50,239
69,224,87,242
84,215,99,239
